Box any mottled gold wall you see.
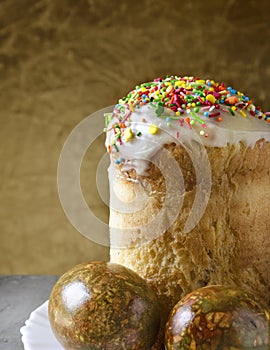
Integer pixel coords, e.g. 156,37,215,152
1,0,270,274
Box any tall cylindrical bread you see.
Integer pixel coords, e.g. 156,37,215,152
105,76,270,319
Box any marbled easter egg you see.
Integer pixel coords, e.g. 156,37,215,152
49,261,160,350
165,285,270,350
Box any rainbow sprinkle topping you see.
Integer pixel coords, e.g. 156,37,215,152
105,76,269,157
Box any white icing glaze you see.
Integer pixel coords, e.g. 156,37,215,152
106,104,270,175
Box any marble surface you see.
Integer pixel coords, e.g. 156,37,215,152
0,275,59,350
0,0,270,274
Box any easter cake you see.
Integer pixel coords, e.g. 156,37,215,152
105,76,270,316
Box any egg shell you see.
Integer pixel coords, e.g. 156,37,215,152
165,285,270,350
49,261,161,350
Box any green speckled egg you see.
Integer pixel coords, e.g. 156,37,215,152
48,261,160,350
165,285,270,350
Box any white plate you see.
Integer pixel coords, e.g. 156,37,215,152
20,300,63,350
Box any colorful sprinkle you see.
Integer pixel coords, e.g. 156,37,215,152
206,94,216,104
148,124,159,134
225,96,239,105
123,127,133,142
209,112,221,118
239,110,247,118
115,157,124,164
106,76,269,149
228,108,235,116
113,143,119,152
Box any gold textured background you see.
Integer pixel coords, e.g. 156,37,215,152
1,0,270,274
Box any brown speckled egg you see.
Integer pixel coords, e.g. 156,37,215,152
48,261,160,350
165,285,270,350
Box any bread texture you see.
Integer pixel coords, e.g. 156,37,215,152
106,76,270,349
110,140,270,314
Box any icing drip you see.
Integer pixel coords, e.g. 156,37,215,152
105,76,270,175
